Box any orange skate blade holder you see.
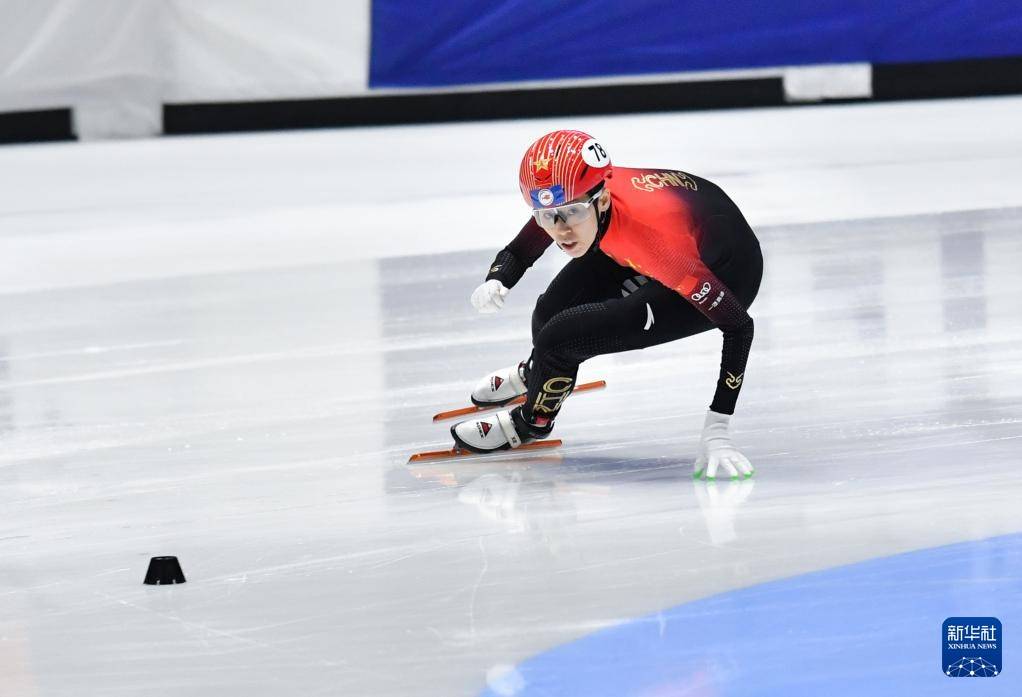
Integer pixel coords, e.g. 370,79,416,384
431,380,606,422
407,439,563,464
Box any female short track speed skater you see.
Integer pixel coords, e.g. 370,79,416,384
450,129,763,480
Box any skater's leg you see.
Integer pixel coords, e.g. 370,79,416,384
531,251,632,342
522,251,636,389
455,253,634,449
470,252,627,407
523,282,706,424
462,251,627,405
522,233,763,426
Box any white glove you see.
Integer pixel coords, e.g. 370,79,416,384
470,279,509,313
694,410,754,480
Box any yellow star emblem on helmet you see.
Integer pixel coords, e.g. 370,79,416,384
533,154,552,173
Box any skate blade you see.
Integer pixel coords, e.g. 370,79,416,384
407,439,562,463
431,380,606,422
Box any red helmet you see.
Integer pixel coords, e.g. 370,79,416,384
518,130,612,209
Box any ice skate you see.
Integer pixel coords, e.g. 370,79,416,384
470,361,528,407
451,406,553,454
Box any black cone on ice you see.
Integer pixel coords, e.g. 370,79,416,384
144,556,186,585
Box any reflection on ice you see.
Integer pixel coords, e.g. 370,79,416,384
693,478,756,545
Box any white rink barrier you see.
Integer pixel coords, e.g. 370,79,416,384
0,0,370,139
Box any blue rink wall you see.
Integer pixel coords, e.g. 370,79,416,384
480,533,1022,697
370,0,1022,87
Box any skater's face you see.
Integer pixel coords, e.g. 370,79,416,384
537,189,611,258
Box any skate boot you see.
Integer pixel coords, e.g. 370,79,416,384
451,406,553,454
470,361,528,407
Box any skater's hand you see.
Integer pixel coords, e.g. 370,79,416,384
471,279,509,313
694,410,754,480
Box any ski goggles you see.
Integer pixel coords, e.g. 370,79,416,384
532,188,603,228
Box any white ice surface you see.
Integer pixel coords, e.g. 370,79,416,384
1,97,1021,696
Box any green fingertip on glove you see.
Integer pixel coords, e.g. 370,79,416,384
693,471,755,481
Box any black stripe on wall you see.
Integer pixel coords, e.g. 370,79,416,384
164,77,785,134
874,54,1022,100
0,108,74,144
5,54,1021,142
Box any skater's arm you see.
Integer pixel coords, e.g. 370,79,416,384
656,259,754,415
688,271,754,416
485,218,554,288
691,297,755,479
708,305,754,416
